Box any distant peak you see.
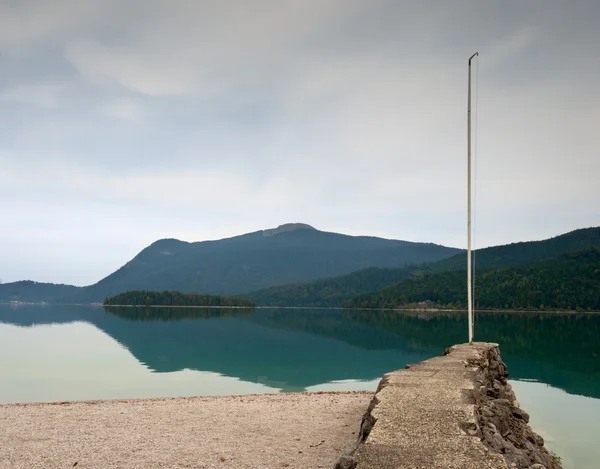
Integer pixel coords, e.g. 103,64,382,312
263,223,316,237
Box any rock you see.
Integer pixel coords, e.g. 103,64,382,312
485,422,498,433
497,419,510,437
529,464,546,469
489,432,510,452
514,454,533,467
534,434,544,446
525,441,538,453
505,454,519,467
507,432,521,445
334,454,357,469
512,407,530,423
513,399,520,408
532,452,550,466
491,398,511,406
358,412,376,442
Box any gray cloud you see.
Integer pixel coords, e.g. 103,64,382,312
1,1,599,284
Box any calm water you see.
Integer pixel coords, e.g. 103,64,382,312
1,306,599,469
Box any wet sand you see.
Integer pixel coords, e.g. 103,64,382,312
0,391,371,469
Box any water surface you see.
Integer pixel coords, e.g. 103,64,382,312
1,305,598,469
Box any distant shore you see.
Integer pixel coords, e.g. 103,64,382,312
102,304,255,309
1,301,599,313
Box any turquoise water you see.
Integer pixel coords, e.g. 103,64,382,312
1,305,598,468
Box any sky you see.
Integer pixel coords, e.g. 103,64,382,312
1,1,599,286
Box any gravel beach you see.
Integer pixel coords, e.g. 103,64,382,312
0,391,371,469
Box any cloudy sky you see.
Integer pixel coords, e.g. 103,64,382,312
1,1,599,285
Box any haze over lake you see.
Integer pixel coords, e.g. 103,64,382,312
1,305,598,468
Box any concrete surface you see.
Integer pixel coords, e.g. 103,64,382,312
340,343,510,469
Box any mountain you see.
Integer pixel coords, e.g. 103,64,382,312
0,281,82,303
345,248,600,310
1,223,460,303
248,227,600,307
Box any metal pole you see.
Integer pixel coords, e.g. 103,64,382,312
467,52,478,344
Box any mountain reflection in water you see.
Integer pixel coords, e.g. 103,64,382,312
0,305,598,398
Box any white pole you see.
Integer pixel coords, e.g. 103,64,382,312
467,52,478,344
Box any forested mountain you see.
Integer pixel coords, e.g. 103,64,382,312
0,281,82,303
345,248,600,311
104,290,255,308
1,223,460,303
249,227,600,307
428,226,600,273
75,224,458,302
5,225,597,306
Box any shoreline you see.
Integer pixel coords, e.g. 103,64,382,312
2,302,599,314
0,390,370,407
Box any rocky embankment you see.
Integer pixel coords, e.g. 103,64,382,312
334,343,561,469
471,345,561,469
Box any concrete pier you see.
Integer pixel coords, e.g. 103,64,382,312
335,343,561,469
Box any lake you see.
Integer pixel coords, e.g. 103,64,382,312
1,305,598,469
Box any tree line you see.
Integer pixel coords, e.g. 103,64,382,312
103,290,256,308
104,306,255,321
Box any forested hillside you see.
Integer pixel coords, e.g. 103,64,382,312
345,248,600,311
428,226,600,273
247,267,413,307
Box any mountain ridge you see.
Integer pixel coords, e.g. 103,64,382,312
247,226,600,307
0,223,460,303
4,225,597,306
